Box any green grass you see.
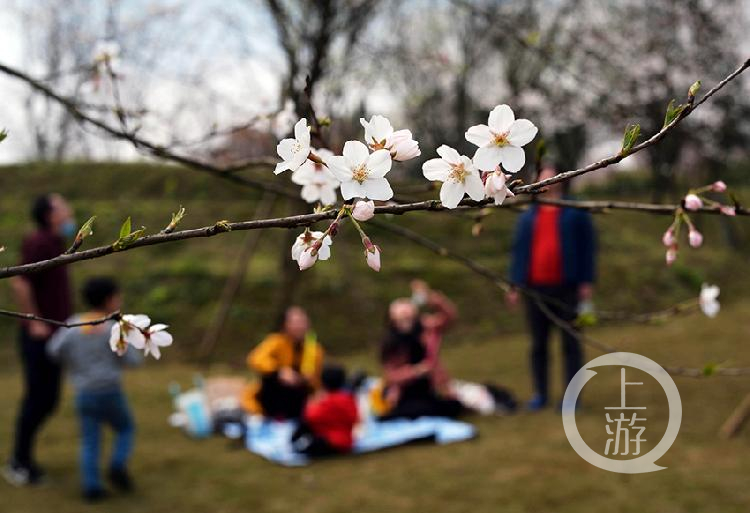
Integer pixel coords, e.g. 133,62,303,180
0,299,748,512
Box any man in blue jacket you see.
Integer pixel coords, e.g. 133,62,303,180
506,163,596,411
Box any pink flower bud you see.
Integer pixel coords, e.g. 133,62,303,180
688,228,703,248
665,246,677,266
298,249,317,270
352,200,375,222
683,193,702,211
389,130,421,161
711,181,727,193
365,245,381,272
720,205,736,216
662,227,676,247
362,236,375,252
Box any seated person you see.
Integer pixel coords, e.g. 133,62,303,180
46,277,142,502
241,306,324,419
378,280,463,419
292,364,359,457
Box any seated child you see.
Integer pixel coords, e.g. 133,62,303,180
291,364,359,457
47,277,142,502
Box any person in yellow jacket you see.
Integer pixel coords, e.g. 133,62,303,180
241,307,324,419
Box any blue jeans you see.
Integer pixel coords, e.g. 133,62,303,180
75,389,134,492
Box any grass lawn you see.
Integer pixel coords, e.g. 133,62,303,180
0,299,748,513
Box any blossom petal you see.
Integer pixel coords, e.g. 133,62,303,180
473,146,503,171
499,145,526,172
465,124,492,147
422,158,451,181
507,119,538,147
436,145,462,165
343,140,369,167
440,180,466,209
464,173,485,201
294,118,310,147
319,185,338,206
362,177,393,201
323,156,352,182
340,180,364,201
366,149,392,177
276,138,296,161
488,104,515,132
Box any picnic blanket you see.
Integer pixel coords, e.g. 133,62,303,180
223,415,477,467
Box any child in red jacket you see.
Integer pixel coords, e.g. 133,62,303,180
291,364,358,457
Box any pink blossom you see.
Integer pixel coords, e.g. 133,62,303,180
711,181,727,193
683,193,702,211
298,248,317,270
688,228,703,248
365,246,381,272
352,200,375,222
666,245,678,266
389,130,421,161
720,205,736,216
662,227,676,247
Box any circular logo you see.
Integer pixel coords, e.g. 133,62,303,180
562,352,682,474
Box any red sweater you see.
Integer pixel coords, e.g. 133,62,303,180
304,391,359,451
528,206,563,286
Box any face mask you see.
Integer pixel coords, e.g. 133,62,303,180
59,219,77,239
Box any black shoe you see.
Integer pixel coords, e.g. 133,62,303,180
108,466,134,493
83,488,109,503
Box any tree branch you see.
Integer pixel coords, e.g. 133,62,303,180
0,309,120,328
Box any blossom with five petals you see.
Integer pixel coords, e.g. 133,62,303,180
324,141,393,200
465,104,538,172
360,115,420,161
291,148,339,205
422,145,484,209
275,118,311,175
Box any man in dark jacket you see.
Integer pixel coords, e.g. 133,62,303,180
506,164,596,411
4,194,75,485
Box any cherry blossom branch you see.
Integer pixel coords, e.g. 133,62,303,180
513,58,750,194
0,62,297,199
1,193,747,280
0,308,120,327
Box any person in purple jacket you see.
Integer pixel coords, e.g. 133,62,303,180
4,194,76,486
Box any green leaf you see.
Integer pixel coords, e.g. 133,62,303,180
620,124,641,156
702,362,716,376
119,217,131,239
78,216,96,238
663,99,687,128
575,312,598,328
0,129,7,142
688,80,701,99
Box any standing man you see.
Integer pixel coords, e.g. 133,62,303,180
506,164,596,411
4,194,75,485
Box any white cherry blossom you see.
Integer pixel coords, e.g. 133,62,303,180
291,230,332,270
422,145,484,209
360,115,420,161
291,148,339,205
699,284,720,318
275,118,311,175
324,141,393,201
465,104,538,172
131,323,173,360
109,314,150,356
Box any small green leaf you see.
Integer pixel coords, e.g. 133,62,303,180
575,312,598,328
119,217,132,239
78,216,96,239
688,80,701,99
0,129,7,142
620,123,641,156
702,362,716,376
164,206,186,233
663,99,687,128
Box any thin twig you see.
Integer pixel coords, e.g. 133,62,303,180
0,309,120,328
